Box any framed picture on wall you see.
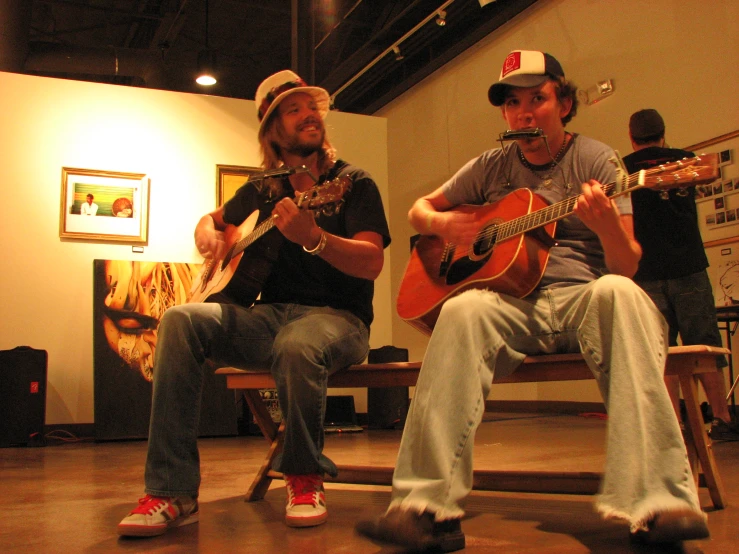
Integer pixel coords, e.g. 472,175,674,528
216,164,260,206
59,167,150,243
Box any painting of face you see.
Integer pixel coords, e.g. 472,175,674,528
100,260,200,381
93,259,237,440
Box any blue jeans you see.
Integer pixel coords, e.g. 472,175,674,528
390,275,703,532
637,270,727,368
144,302,369,497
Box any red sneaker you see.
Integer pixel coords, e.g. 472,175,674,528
284,474,327,528
117,494,199,537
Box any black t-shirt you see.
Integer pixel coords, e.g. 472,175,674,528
623,146,707,280
221,160,391,328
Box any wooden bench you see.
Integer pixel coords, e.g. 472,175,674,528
215,344,728,509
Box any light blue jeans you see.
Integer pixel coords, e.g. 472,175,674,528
390,275,704,532
144,302,369,498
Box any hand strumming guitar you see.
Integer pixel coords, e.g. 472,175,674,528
194,212,227,260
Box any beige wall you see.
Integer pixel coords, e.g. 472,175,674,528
0,71,390,424
379,0,739,401
3,0,738,424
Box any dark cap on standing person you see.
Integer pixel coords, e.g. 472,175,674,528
488,50,565,106
629,109,665,140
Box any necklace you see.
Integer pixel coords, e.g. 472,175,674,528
518,134,569,188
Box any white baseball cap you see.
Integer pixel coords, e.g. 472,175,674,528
488,50,565,106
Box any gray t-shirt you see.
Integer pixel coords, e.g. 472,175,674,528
441,133,628,289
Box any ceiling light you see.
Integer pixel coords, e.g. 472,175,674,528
436,10,447,26
196,50,217,86
392,46,404,61
196,0,217,86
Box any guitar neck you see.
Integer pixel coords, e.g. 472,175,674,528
227,174,352,258
233,216,275,257
495,160,703,244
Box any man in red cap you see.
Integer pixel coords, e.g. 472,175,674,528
118,70,390,536
357,50,708,551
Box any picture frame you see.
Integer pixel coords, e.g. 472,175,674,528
216,164,260,206
59,167,150,243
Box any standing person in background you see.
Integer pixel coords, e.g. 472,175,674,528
624,108,738,441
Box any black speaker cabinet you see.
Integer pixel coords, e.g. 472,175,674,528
367,346,409,430
0,346,47,447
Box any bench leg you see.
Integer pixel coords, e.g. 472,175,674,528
243,390,284,501
679,371,727,509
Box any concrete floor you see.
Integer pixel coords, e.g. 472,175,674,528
1,413,737,553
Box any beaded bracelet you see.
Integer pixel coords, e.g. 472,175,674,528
303,231,328,255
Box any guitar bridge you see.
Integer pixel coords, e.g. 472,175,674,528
438,243,455,278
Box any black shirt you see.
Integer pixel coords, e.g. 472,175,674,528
623,146,707,280
222,160,391,328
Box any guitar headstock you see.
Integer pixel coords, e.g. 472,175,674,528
641,153,720,192
299,176,353,216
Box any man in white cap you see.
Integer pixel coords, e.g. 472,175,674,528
118,70,390,536
356,50,708,551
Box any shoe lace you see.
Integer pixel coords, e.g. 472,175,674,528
131,495,170,515
286,475,323,506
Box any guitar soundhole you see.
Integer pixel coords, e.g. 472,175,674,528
472,224,497,257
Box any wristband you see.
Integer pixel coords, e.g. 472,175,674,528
303,231,328,255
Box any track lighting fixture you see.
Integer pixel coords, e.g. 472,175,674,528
392,46,404,61
196,0,217,86
436,10,447,26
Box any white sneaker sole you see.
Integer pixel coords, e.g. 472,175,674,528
285,511,328,528
117,512,199,537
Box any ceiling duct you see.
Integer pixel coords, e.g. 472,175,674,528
24,42,167,88
0,0,32,72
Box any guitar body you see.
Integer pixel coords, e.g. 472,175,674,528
189,210,283,306
397,189,555,335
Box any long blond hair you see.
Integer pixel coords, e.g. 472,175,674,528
258,110,337,196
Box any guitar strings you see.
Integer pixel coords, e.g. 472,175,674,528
472,158,705,246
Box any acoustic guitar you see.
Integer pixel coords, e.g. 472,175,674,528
189,176,351,306
397,154,719,335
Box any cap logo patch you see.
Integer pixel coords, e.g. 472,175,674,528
501,52,521,78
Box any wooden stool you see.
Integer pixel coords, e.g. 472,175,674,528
216,344,728,509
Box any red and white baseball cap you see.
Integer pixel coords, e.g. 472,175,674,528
488,50,565,106
255,70,330,136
